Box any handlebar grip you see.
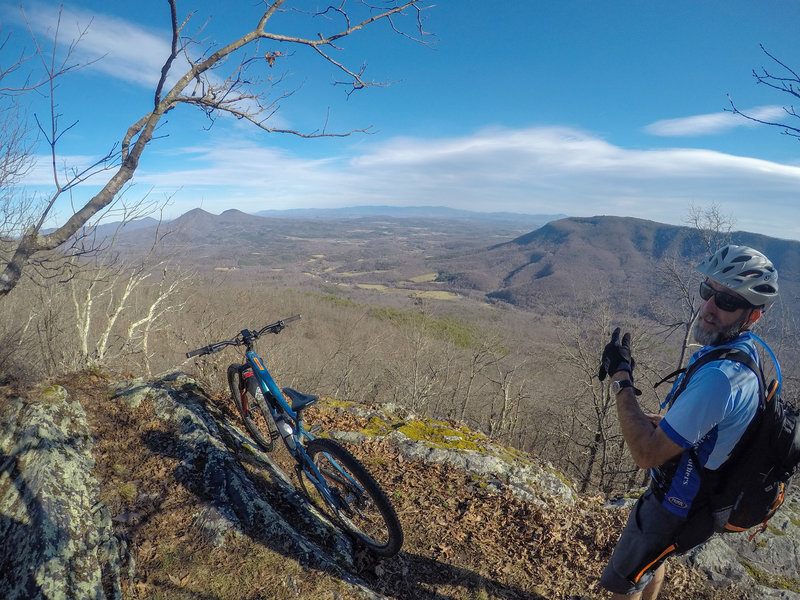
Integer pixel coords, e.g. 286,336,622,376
186,347,208,358
258,314,302,337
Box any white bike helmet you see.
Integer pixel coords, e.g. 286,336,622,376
696,244,779,309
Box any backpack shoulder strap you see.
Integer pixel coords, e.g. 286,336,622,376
667,347,765,409
689,348,768,474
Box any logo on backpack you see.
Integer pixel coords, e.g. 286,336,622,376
667,496,688,509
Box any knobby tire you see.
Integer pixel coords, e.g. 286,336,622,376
227,364,278,452
303,437,403,557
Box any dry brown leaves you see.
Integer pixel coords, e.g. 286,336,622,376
55,376,751,600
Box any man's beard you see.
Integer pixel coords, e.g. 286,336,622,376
693,312,749,346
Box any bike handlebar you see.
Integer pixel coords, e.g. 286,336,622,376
186,314,301,358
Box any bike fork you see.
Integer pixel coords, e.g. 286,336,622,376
241,368,258,418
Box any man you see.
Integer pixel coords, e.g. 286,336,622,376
597,244,779,600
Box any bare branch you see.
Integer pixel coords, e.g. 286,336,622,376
684,201,735,256
727,44,800,139
155,0,181,106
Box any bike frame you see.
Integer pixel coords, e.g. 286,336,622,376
246,349,303,436
241,341,365,513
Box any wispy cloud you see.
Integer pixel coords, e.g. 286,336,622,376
644,106,787,136
10,2,171,88
115,126,800,239
24,126,800,239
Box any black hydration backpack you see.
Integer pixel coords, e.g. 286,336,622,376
661,346,800,537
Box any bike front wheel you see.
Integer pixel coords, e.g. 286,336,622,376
302,437,403,557
227,364,278,452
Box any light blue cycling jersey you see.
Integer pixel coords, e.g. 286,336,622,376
653,332,761,517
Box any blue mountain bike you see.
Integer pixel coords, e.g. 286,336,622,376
186,315,403,557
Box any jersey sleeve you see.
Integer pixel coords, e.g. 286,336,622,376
660,365,733,448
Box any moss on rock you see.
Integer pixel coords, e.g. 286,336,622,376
743,562,800,592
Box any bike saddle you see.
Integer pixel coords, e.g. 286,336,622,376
282,387,319,411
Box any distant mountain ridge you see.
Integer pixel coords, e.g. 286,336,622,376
81,206,561,245
430,215,800,313
499,215,800,274
98,209,800,319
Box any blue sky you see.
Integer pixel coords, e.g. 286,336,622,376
4,0,800,239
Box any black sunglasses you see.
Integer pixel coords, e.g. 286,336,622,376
699,281,753,312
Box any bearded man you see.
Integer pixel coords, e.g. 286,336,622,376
597,245,779,600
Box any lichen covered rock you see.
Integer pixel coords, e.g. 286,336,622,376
330,406,576,507
0,387,121,600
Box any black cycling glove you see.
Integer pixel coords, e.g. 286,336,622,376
598,327,636,381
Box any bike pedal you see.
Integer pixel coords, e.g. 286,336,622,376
307,423,322,435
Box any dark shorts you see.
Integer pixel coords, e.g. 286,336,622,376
600,489,693,595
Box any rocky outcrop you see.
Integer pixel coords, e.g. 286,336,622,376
683,490,800,598
0,375,387,600
329,403,576,507
382,432,575,507
0,385,121,600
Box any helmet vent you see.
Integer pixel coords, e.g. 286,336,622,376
754,284,778,294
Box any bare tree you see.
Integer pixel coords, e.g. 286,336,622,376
728,44,800,140
550,305,627,493
486,358,529,440
0,29,36,189
651,256,699,371
0,105,35,232
541,287,669,494
387,321,446,413
457,335,507,422
60,206,192,373
650,203,736,371
0,0,430,298
0,40,37,243
684,201,736,257
310,310,386,402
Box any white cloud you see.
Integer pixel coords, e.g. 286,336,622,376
12,3,171,88
122,126,800,238
644,106,787,136
23,126,800,240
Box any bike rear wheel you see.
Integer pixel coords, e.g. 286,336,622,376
301,437,403,557
227,364,278,452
